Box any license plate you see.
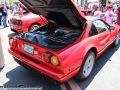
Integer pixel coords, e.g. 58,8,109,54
24,44,34,55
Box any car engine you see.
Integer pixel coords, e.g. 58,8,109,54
17,23,81,51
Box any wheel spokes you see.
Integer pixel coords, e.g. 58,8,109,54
83,55,94,77
30,25,40,31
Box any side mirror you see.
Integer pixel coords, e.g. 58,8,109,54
110,26,115,30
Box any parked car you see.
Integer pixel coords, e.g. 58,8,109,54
9,4,47,33
80,7,91,15
8,0,120,82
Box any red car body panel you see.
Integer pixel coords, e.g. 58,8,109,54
81,8,90,15
8,23,119,82
9,6,47,33
8,0,120,82
8,48,80,82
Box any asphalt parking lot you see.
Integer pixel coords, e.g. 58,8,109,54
0,26,120,90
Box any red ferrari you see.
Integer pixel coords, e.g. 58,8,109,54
9,3,47,33
80,7,91,15
8,0,120,82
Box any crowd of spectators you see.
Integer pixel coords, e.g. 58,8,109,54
84,0,120,25
0,3,8,28
1,1,120,28
0,2,23,28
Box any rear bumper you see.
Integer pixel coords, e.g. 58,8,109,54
11,28,19,33
8,48,80,82
9,24,27,33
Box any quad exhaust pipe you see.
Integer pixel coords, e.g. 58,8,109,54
38,73,59,84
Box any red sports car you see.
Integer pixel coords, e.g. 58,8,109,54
80,7,91,15
8,0,120,82
9,4,47,33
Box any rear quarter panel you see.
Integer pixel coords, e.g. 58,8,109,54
21,13,47,32
57,22,101,74
60,24,120,74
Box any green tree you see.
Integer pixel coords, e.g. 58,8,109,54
9,0,17,4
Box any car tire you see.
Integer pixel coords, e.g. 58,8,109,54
75,51,95,80
112,31,120,47
28,24,40,32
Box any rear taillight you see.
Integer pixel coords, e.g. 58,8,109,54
10,19,22,25
43,52,60,66
18,20,22,25
9,38,17,47
43,52,52,62
16,20,22,25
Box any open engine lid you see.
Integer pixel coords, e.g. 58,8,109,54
19,0,86,28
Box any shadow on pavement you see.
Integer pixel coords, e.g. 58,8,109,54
74,41,120,90
0,27,4,29
0,66,5,72
4,65,61,90
0,26,10,30
8,33,18,37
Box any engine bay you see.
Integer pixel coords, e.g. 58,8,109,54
17,23,82,51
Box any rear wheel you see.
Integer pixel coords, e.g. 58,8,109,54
75,51,95,80
29,24,40,32
113,31,120,47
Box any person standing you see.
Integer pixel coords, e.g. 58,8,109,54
92,2,98,16
18,4,23,15
115,4,120,25
1,3,8,28
104,6,115,24
14,2,18,12
94,6,102,18
105,1,111,12
88,2,93,15
0,4,2,26
100,3,104,13
112,1,118,13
